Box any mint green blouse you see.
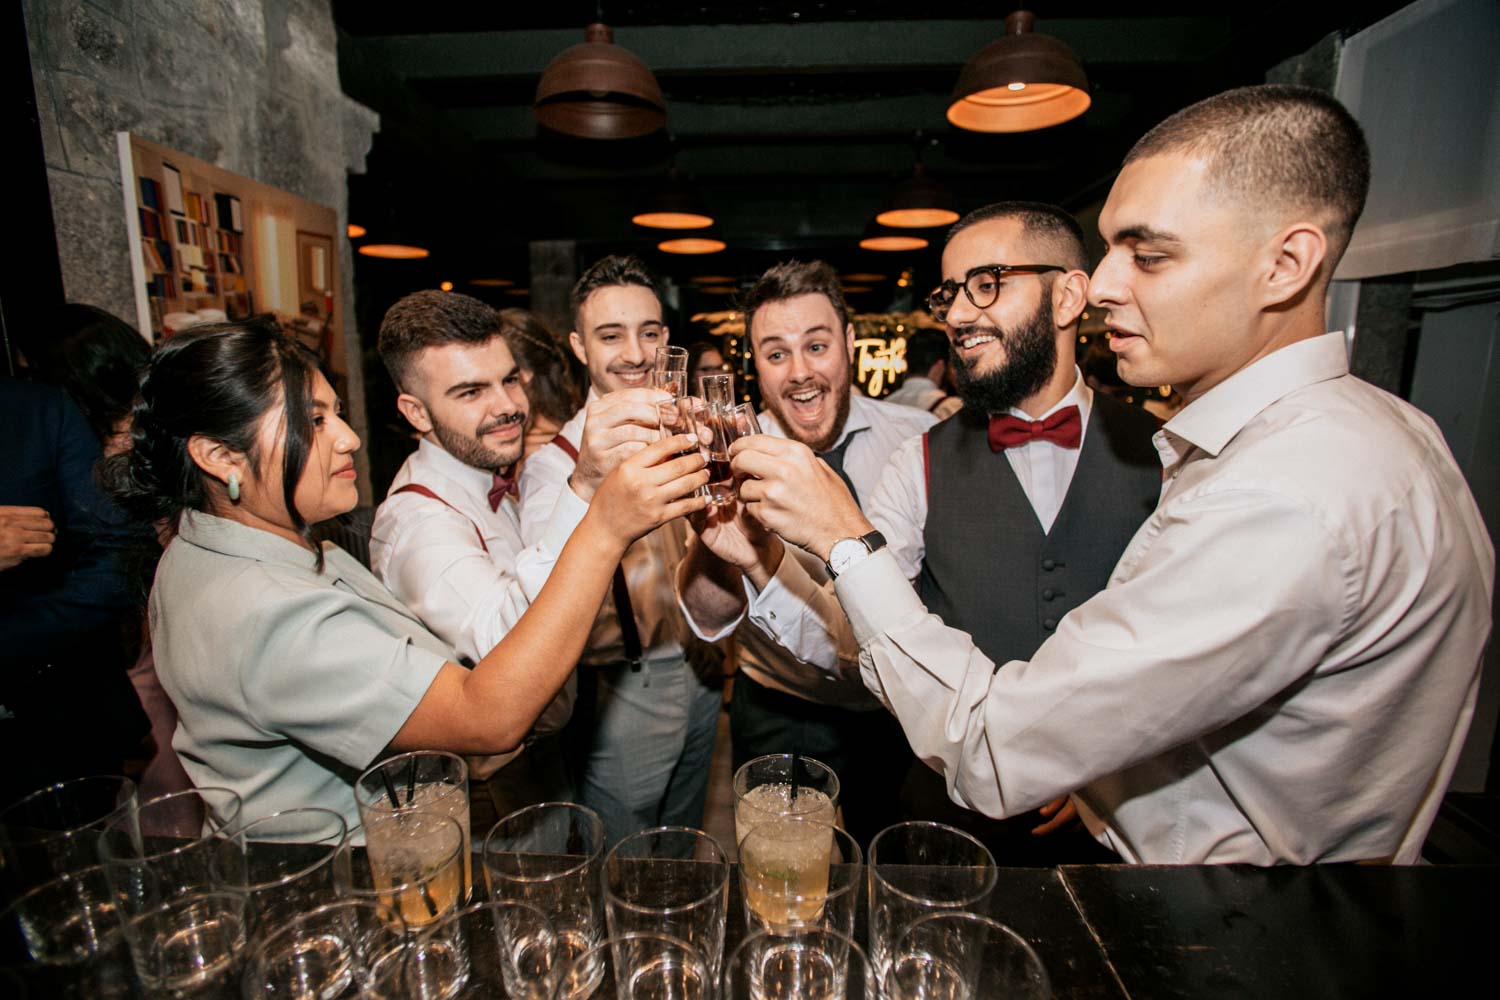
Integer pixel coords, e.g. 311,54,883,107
149,512,452,836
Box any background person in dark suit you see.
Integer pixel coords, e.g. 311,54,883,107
0,374,150,806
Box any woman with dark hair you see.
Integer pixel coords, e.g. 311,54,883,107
685,339,727,395
497,308,584,458
31,304,152,451
105,317,707,834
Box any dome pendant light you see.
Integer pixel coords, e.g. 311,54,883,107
876,164,959,229
947,10,1091,133
534,23,666,140
859,219,930,253
632,167,715,230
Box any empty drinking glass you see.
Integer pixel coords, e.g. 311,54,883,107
125,890,247,998
96,787,246,951
883,911,1050,1000
242,898,408,999
211,807,349,937
603,828,729,984
724,926,875,1000
482,803,605,1000
866,822,997,981
564,931,710,1000
406,899,558,1000
0,775,137,892
0,864,134,998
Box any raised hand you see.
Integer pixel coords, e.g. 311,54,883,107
731,436,873,560
0,506,55,572
589,434,708,546
570,388,671,502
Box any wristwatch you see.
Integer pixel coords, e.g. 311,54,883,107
824,530,887,579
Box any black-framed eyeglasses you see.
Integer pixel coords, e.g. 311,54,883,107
927,264,1067,323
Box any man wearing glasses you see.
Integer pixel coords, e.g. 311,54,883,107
723,203,1160,863
732,86,1493,865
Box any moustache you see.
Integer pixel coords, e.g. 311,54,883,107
477,412,525,435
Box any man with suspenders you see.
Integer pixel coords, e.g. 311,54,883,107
371,290,595,817
517,255,722,848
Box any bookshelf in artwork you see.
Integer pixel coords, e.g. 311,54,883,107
133,160,252,336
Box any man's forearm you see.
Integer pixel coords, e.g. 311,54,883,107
677,535,747,636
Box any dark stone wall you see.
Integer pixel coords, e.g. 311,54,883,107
22,0,380,491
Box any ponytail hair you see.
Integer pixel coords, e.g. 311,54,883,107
102,316,326,566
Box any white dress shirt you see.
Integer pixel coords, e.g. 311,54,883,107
517,391,687,663
681,392,934,706
370,437,580,666
745,372,1093,674
884,375,963,421
834,332,1494,864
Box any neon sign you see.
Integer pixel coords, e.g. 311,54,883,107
852,336,907,396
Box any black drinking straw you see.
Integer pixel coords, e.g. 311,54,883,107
404,759,417,807
379,768,402,809
378,766,438,917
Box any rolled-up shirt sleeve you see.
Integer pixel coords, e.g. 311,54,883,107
241,581,449,771
835,488,1350,819
745,435,930,674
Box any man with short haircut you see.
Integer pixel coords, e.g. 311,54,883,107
517,255,719,846
732,85,1494,864
884,328,962,419
678,260,934,844
371,290,579,811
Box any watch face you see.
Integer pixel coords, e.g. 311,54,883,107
828,538,864,575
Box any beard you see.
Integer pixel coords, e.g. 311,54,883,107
763,379,853,454
950,297,1059,415
430,410,525,473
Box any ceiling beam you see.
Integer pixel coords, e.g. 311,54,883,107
349,18,1233,80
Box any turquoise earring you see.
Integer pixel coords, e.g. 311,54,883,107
227,472,241,503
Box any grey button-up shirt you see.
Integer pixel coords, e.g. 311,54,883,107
150,512,451,837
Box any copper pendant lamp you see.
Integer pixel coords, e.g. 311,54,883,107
658,233,727,255
876,164,960,229
534,23,666,140
947,10,1091,133
632,168,715,229
859,220,930,253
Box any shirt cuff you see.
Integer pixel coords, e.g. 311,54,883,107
679,595,742,642
746,546,823,643
833,547,926,647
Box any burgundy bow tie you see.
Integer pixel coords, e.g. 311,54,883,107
988,405,1082,452
488,468,519,511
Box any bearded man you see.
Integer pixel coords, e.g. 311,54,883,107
371,290,581,817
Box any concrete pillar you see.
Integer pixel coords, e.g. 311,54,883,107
530,240,578,339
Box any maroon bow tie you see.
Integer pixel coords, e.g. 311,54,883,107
488,468,519,511
988,405,1082,451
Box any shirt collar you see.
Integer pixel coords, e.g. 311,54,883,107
415,436,499,503
1006,366,1092,423
175,510,331,577
1164,332,1349,459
